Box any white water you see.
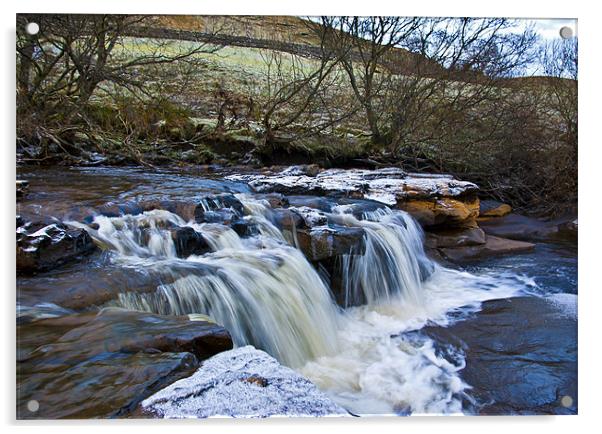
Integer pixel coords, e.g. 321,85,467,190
78,196,527,415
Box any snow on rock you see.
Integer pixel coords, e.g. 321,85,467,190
141,346,348,418
225,167,478,207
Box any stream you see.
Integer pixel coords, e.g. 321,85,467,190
16,166,577,416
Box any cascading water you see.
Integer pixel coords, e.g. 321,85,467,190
332,208,433,307
75,194,525,415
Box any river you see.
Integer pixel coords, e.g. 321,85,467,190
16,166,577,416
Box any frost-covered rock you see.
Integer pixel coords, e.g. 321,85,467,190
141,346,348,418
226,167,479,228
226,167,478,206
16,219,97,273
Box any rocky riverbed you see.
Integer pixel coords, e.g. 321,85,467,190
16,165,577,418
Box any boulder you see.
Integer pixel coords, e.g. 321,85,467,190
140,346,347,418
170,226,210,257
194,193,245,223
254,192,289,208
17,221,97,273
397,197,480,228
140,200,197,221
297,226,366,261
439,235,535,263
230,218,259,237
270,208,304,232
289,206,329,228
479,200,512,218
17,309,233,419
97,201,144,218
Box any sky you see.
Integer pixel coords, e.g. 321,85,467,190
529,18,577,40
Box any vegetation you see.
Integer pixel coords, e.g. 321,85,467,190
16,14,577,215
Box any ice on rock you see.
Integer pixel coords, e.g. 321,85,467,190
141,346,348,418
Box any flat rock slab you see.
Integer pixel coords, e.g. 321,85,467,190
425,296,577,414
227,167,479,228
141,345,348,418
439,235,535,262
17,309,232,419
478,213,572,242
226,167,478,206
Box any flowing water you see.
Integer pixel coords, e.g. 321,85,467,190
17,166,577,416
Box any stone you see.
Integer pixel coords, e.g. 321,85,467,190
226,167,479,228
17,309,233,419
289,206,329,228
478,213,563,242
16,221,97,273
140,346,347,418
397,197,480,228
140,200,197,221
479,200,512,218
170,226,210,257
97,201,144,218
17,179,29,197
439,235,535,263
270,208,304,232
194,193,244,223
425,227,487,249
230,218,259,237
227,167,477,204
296,226,366,261
424,296,577,415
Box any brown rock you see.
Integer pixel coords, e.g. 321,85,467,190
439,235,535,262
296,226,366,261
17,222,97,273
425,227,486,248
17,309,233,419
479,200,512,218
398,197,480,228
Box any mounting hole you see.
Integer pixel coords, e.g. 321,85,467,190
560,395,573,408
559,26,574,39
26,399,39,413
25,22,40,36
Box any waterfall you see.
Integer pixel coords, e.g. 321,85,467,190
116,245,342,368
334,208,433,307
74,196,522,414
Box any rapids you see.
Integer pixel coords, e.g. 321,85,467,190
70,193,531,415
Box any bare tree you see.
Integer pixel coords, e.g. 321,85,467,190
256,37,356,148
315,17,538,156
16,14,222,151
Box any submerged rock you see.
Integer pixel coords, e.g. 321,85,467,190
17,309,232,419
16,220,96,273
140,346,347,418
